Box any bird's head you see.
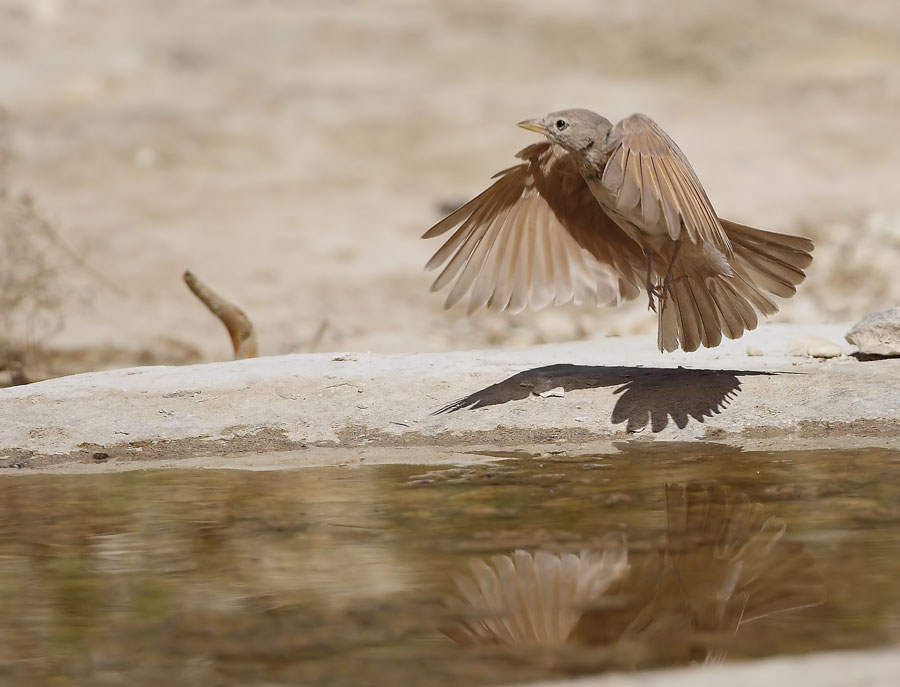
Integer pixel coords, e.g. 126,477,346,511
517,109,612,155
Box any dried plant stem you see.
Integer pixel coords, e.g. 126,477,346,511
183,270,258,359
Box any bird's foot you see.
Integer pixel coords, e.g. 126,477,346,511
644,252,658,312
646,282,661,312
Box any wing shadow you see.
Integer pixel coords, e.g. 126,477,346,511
436,365,777,433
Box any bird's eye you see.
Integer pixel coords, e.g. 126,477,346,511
555,119,568,130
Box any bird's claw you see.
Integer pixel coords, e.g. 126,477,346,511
646,282,661,312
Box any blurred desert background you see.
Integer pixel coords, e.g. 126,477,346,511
2,0,900,384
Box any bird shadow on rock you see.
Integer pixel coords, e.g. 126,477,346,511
435,364,778,433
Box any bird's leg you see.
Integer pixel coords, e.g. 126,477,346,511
644,251,660,312
659,241,683,304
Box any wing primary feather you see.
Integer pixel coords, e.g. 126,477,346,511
430,189,506,293
508,200,536,314
430,220,485,294
464,200,520,314
444,199,508,310
569,244,594,306
550,231,576,306
486,203,526,312
427,175,515,277
530,202,556,309
473,201,521,313
423,178,512,239
426,219,477,272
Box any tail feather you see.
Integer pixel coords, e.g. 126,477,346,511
722,219,813,296
657,220,813,352
671,276,703,351
712,278,761,329
724,274,777,317
687,275,723,349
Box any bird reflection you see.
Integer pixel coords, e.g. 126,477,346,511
444,483,825,664
445,538,629,646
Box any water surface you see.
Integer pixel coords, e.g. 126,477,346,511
1,445,898,686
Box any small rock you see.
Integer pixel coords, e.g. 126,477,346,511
789,336,842,359
745,346,764,357
846,307,900,357
536,386,565,398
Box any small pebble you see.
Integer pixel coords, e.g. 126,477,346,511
789,336,842,359
536,386,565,398
745,346,764,357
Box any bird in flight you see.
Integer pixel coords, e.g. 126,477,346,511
423,109,813,353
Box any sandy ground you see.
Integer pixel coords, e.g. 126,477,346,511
2,0,900,378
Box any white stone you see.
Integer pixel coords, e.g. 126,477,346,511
846,307,900,357
537,386,565,398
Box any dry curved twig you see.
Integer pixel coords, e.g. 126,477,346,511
183,270,258,359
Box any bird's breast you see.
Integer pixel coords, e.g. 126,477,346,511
581,175,669,248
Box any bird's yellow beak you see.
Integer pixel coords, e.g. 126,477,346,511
517,118,547,134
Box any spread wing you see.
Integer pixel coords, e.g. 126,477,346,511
602,113,731,255
423,142,644,315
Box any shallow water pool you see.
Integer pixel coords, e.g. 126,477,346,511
0,444,898,686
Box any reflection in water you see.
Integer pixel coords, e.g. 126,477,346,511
0,449,898,687
445,539,629,646
446,483,825,664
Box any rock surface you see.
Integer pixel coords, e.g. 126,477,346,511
1,323,897,472
846,307,900,357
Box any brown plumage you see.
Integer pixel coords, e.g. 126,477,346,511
423,109,813,352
